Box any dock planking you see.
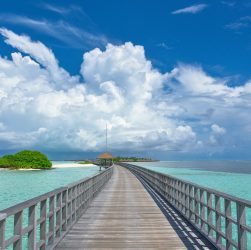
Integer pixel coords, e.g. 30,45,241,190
56,165,213,249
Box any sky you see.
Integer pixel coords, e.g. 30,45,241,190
0,0,251,160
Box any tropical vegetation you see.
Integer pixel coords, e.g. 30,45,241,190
0,150,52,169
113,156,155,162
78,161,93,164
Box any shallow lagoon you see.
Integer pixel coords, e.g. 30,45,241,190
0,162,99,210
134,161,251,201
134,161,251,248
1,160,251,248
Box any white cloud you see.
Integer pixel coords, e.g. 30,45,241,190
0,28,80,90
0,122,5,131
42,3,86,17
157,42,171,50
0,29,197,153
221,1,236,7
225,22,248,30
81,42,165,102
0,28,58,68
209,124,226,145
42,4,71,15
0,28,251,157
211,124,226,135
225,16,251,31
0,15,108,49
172,4,208,15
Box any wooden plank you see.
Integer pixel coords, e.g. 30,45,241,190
56,165,212,249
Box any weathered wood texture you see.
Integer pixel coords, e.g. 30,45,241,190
56,166,212,249
0,167,113,250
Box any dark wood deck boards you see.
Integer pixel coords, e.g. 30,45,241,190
56,166,213,249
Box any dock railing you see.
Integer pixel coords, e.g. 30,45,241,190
119,163,251,250
0,166,113,250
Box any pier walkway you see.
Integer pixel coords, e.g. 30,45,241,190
56,165,213,249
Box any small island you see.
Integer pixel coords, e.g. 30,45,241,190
113,156,157,162
77,156,157,166
0,150,52,169
78,160,93,164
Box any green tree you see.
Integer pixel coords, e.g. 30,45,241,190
0,150,52,169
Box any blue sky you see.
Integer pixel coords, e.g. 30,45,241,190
0,1,251,159
1,0,251,79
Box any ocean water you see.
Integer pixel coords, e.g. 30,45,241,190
0,162,99,210
0,162,100,249
134,161,251,200
1,160,251,248
134,161,251,248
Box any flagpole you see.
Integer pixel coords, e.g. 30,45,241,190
106,123,108,152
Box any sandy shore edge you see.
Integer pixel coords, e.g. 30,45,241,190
52,163,95,168
0,163,95,171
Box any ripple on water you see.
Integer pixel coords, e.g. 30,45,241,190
0,165,99,210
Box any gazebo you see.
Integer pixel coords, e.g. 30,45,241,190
97,152,113,170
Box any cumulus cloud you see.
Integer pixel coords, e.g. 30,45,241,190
0,29,197,153
209,124,226,145
211,124,226,135
0,28,250,157
0,28,79,90
172,4,208,15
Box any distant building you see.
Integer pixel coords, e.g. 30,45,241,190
97,152,113,170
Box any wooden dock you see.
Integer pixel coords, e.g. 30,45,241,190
56,165,213,249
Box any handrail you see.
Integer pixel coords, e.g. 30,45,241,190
0,166,113,250
0,188,66,217
119,163,250,250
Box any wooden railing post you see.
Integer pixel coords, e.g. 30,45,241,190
200,190,205,231
72,187,76,223
0,213,7,250
237,203,247,250
0,167,113,250
40,199,47,250
207,192,213,237
28,205,36,250
215,195,222,247
62,190,67,232
13,210,23,250
185,184,190,218
67,188,72,227
119,163,251,250
194,187,199,226
189,185,194,221
225,199,232,250
56,192,62,238
48,195,55,245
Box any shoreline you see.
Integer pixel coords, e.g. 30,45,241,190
0,163,96,171
0,168,41,171
52,163,95,168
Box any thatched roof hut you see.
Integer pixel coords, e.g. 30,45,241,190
97,152,113,170
97,152,114,159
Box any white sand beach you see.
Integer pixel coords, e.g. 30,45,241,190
52,162,95,168
17,168,41,171
0,162,96,170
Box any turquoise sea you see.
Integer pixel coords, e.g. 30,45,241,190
2,160,250,211
1,160,251,249
0,162,100,249
134,161,251,201
134,161,251,248
0,161,99,210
